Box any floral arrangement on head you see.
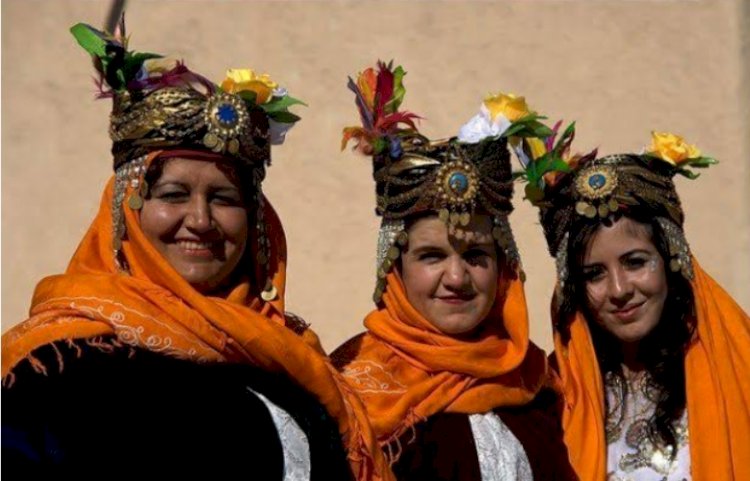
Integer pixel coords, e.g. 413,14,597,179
457,92,552,145
341,61,553,158
341,61,420,157
512,121,597,204
70,22,304,146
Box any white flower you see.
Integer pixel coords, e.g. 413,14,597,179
457,104,511,144
269,119,295,145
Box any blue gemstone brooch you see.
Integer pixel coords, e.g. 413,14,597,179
574,165,620,218
203,92,250,155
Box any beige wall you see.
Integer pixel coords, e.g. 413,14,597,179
3,0,748,353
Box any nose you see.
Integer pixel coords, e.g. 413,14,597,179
442,255,469,290
608,266,633,304
184,195,213,233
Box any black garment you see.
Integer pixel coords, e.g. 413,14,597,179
2,338,353,480
389,389,578,481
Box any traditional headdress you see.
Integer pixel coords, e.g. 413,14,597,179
70,22,303,299
515,127,717,293
342,61,552,301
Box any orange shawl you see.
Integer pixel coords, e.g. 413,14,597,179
554,259,750,481
337,269,549,445
2,151,392,481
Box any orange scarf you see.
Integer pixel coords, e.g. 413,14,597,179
2,151,392,481
554,259,750,481
339,269,549,445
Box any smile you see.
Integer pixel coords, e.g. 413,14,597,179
436,295,475,305
611,302,645,322
174,240,218,258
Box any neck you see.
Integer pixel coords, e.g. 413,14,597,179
620,342,644,375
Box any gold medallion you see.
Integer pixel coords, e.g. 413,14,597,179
128,193,143,210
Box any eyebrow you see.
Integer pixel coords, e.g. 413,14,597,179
582,248,653,268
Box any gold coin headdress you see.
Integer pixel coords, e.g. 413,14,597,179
515,128,718,292
342,61,553,302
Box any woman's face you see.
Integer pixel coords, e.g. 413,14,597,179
399,214,499,335
140,157,249,293
581,217,668,345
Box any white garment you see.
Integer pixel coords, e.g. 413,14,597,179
605,373,690,481
469,411,533,481
249,388,311,481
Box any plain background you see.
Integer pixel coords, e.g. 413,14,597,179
3,0,749,352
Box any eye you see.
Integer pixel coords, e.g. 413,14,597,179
583,267,605,283
464,248,491,265
156,190,188,202
624,256,648,270
418,251,445,263
211,193,243,206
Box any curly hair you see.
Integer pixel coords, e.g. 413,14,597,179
557,209,696,450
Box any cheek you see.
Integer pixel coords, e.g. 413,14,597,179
401,261,440,300
139,203,180,240
472,264,498,299
585,283,608,312
215,209,249,245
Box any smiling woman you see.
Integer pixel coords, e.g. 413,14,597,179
140,155,250,294
331,60,577,480
0,21,390,480
516,130,750,481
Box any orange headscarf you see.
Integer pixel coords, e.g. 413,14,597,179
554,258,750,481
337,268,549,446
2,151,392,481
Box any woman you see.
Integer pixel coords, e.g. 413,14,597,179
1,22,390,481
517,129,750,480
333,61,577,480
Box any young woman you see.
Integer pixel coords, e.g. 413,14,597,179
1,21,389,481
518,129,750,480
332,61,577,481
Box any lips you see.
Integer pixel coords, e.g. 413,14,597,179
611,301,645,322
174,239,219,258
437,295,475,305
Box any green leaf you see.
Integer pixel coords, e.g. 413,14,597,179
547,157,572,173
239,90,258,104
385,65,406,114
122,51,162,84
676,168,700,179
524,184,545,203
70,23,110,58
688,156,719,168
372,137,387,155
268,111,301,123
502,123,527,138
263,95,307,113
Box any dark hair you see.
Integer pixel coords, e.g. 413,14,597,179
557,209,696,450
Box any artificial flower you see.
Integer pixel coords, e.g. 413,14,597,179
483,92,530,122
457,104,512,143
647,131,702,166
221,68,278,104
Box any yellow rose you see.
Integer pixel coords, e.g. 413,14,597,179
221,68,278,104
648,131,702,166
483,92,530,122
